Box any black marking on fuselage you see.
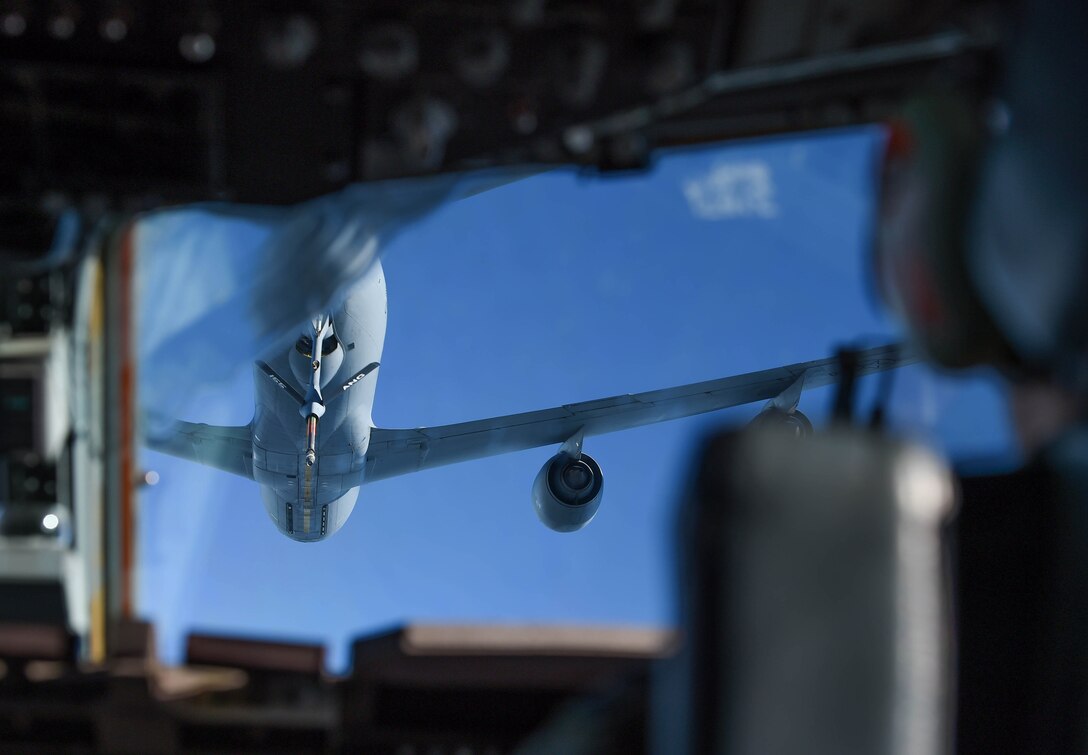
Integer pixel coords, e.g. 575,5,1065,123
257,360,305,405
286,503,294,535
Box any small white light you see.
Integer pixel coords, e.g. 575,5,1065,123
179,32,215,63
49,16,76,40
513,109,538,135
564,126,595,155
101,17,128,42
144,470,160,486
895,448,955,524
42,514,60,532
1,13,27,38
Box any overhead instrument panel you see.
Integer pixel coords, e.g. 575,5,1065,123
0,0,1000,223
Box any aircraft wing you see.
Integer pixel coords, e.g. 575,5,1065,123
364,343,913,483
144,419,255,480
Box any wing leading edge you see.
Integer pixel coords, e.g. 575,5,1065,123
364,343,914,483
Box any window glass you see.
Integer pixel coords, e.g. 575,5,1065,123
139,126,1016,671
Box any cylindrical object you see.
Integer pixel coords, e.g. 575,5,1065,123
657,427,956,755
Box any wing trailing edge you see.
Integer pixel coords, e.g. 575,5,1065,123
364,343,914,483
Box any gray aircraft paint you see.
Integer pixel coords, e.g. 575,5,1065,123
251,261,387,542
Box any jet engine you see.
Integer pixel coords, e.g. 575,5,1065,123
749,407,813,437
532,451,604,532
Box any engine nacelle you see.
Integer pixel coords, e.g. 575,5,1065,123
532,452,604,532
749,407,813,437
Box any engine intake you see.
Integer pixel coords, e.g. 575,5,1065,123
532,452,604,532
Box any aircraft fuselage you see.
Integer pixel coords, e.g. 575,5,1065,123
250,261,387,542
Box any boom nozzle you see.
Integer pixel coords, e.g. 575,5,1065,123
305,414,318,467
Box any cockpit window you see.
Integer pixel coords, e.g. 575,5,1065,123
294,334,339,358
139,128,1016,673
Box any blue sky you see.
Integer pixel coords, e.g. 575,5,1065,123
137,126,1014,671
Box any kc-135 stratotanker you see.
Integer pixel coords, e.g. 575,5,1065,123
147,260,913,542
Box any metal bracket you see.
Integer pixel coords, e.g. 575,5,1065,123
768,372,806,414
559,427,585,459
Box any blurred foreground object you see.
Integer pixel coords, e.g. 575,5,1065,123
657,425,956,754
0,0,1000,231
875,0,1088,391
0,620,668,752
0,222,113,661
955,426,1088,753
872,1,1088,752
134,169,527,421
965,0,1088,387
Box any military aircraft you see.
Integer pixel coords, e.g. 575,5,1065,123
146,259,911,542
